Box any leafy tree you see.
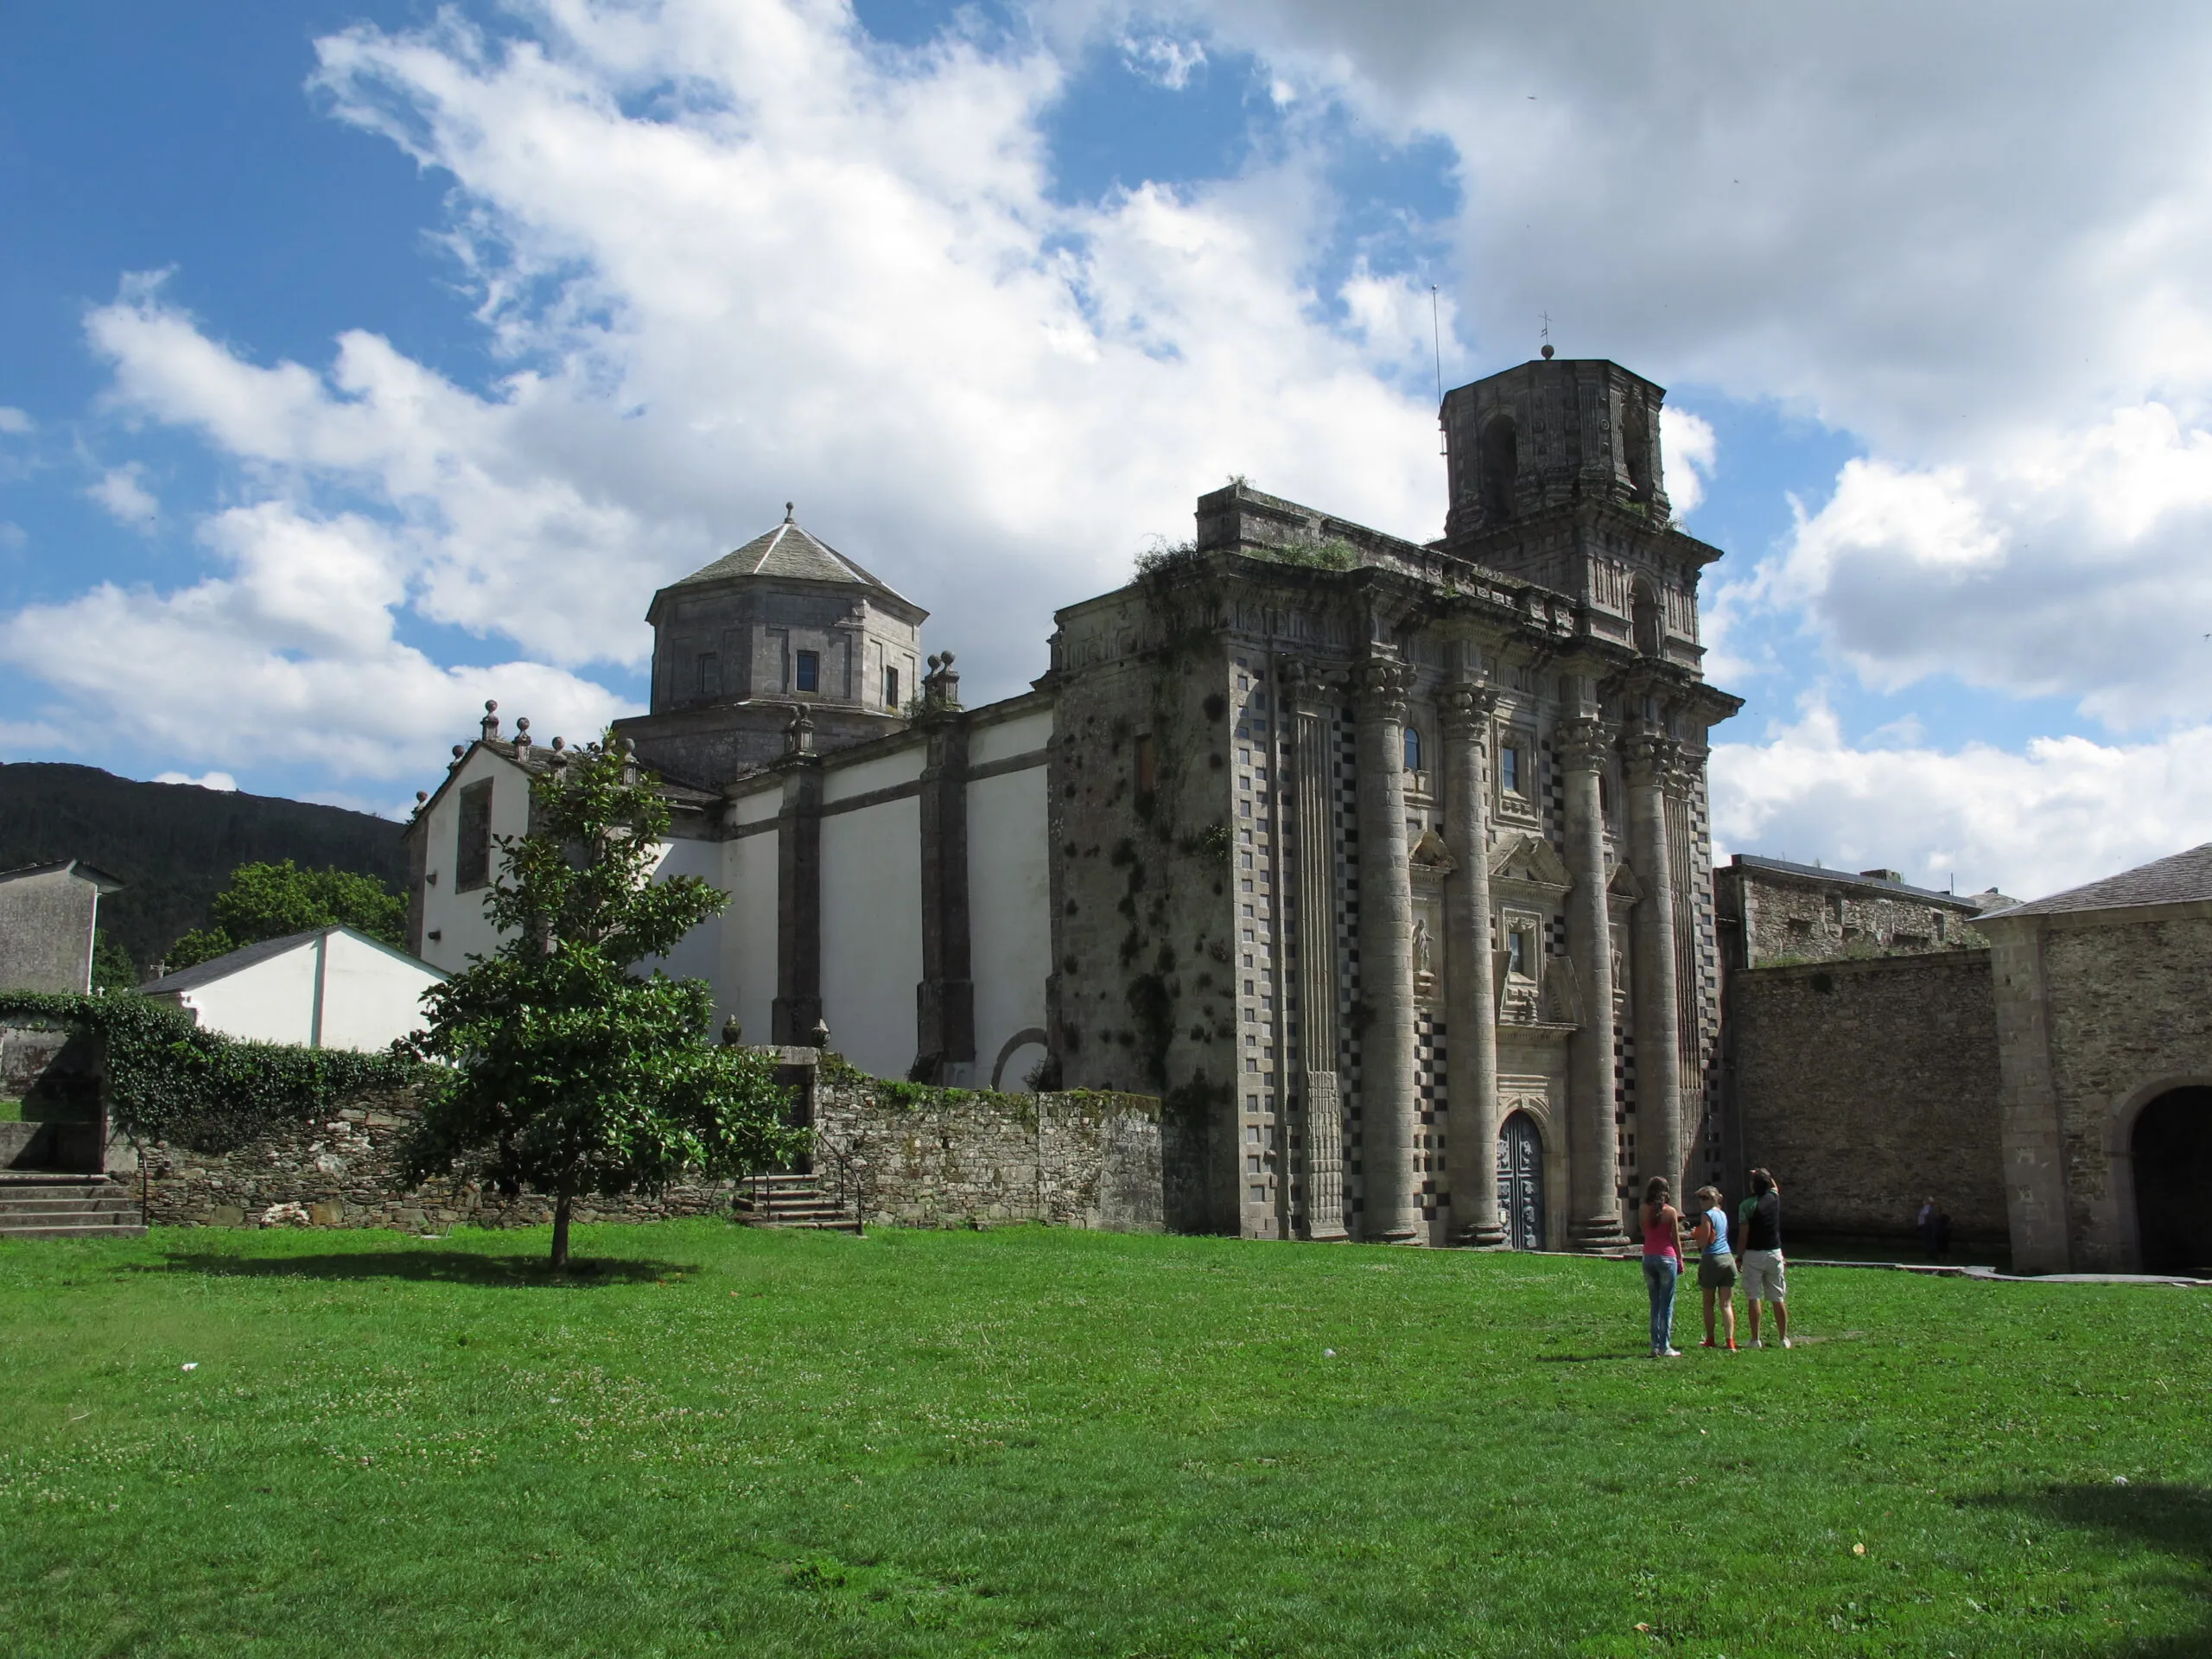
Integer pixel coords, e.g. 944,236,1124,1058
399,735,804,1268
91,929,139,993
164,860,407,971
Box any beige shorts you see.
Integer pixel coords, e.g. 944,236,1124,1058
1740,1249,1788,1302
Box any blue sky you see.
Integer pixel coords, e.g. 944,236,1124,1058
3,0,2209,896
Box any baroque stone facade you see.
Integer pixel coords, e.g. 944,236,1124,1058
408,353,1743,1250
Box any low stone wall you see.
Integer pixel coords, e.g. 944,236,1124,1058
137,1090,743,1230
815,1083,1163,1230
1729,952,2006,1246
134,1076,1166,1235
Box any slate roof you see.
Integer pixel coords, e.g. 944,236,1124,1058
671,510,907,601
141,927,335,995
1982,842,2212,921
1726,854,1982,910
0,858,126,893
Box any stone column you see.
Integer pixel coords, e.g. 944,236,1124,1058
1625,733,1684,1196
1288,669,1346,1241
1441,683,1504,1245
1558,715,1625,1249
1354,658,1419,1242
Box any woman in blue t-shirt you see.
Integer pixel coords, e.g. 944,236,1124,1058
1691,1184,1738,1351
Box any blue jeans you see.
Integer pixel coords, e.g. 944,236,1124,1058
1642,1255,1679,1352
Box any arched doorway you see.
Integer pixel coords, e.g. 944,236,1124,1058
1497,1110,1545,1251
2133,1086,2212,1274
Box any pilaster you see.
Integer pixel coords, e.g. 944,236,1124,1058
1287,666,1346,1241
1354,657,1419,1242
914,713,975,1077
1624,732,1684,1195
1558,715,1625,1249
1441,682,1504,1245
772,760,824,1046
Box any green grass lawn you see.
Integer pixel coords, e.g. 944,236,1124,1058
2,1224,2206,1658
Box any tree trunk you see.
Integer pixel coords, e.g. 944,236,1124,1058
550,1192,573,1270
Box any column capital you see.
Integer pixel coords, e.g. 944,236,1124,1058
1622,732,1681,788
1439,681,1498,733
1554,717,1613,772
1353,657,1411,719
1276,655,1338,714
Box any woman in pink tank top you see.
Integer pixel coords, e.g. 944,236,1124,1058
1639,1176,1683,1357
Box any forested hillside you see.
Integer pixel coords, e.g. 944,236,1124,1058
0,764,408,971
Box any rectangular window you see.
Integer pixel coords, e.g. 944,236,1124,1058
883,664,899,708
1134,733,1157,796
793,650,820,694
455,779,493,893
1507,928,1530,978
696,652,720,697
1500,745,1522,796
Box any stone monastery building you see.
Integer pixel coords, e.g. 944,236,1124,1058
408,354,1742,1249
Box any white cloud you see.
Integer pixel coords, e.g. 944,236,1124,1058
0,502,632,778
0,407,32,435
86,463,159,529
154,769,238,791
18,0,1452,788
1658,405,1714,518
1712,701,2212,901
1121,33,1207,90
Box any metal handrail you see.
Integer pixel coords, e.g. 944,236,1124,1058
813,1134,868,1235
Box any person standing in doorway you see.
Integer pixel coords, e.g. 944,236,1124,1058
1739,1167,1789,1349
1692,1185,1737,1351
1640,1177,1684,1358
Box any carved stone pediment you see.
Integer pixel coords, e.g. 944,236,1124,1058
1489,832,1573,897
1606,861,1644,904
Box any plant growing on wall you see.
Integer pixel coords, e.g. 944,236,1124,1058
0,989,419,1147
400,734,807,1268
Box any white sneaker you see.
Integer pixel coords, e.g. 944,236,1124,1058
1781,1337,1793,1350
1751,1339,1765,1348
1662,1347,1683,1358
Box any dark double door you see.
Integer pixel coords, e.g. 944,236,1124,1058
1496,1110,1545,1251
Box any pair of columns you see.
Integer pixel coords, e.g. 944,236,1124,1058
1345,663,1687,1248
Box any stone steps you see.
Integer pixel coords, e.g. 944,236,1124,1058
734,1176,861,1234
0,1173,147,1239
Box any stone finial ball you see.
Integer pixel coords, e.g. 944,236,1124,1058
451,744,465,759
941,651,956,665
516,715,530,733
1541,343,1555,359
485,698,498,712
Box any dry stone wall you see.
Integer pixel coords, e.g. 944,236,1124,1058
1730,951,2006,1246
814,1082,1164,1231
135,1078,1166,1235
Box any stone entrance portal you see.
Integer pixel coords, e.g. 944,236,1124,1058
2133,1085,2212,1275
1497,1110,1544,1251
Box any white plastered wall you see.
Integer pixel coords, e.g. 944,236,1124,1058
645,837,725,1012
966,706,1054,1090
416,748,534,972
315,931,444,1050
820,796,921,1078
175,940,320,1046
170,931,442,1052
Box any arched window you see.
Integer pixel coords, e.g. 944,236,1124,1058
1478,414,1517,524
1403,727,1422,773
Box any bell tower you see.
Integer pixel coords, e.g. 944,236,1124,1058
1439,353,1715,672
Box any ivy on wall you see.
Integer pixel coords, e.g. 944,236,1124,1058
0,991,423,1152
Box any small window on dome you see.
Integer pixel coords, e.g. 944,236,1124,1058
794,650,820,694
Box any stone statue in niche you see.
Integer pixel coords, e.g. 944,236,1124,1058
1412,917,1436,998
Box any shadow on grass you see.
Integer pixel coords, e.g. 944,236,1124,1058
1535,1352,1645,1364
1980,1482,2212,1656
131,1249,691,1287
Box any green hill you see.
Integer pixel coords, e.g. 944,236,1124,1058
0,763,409,972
